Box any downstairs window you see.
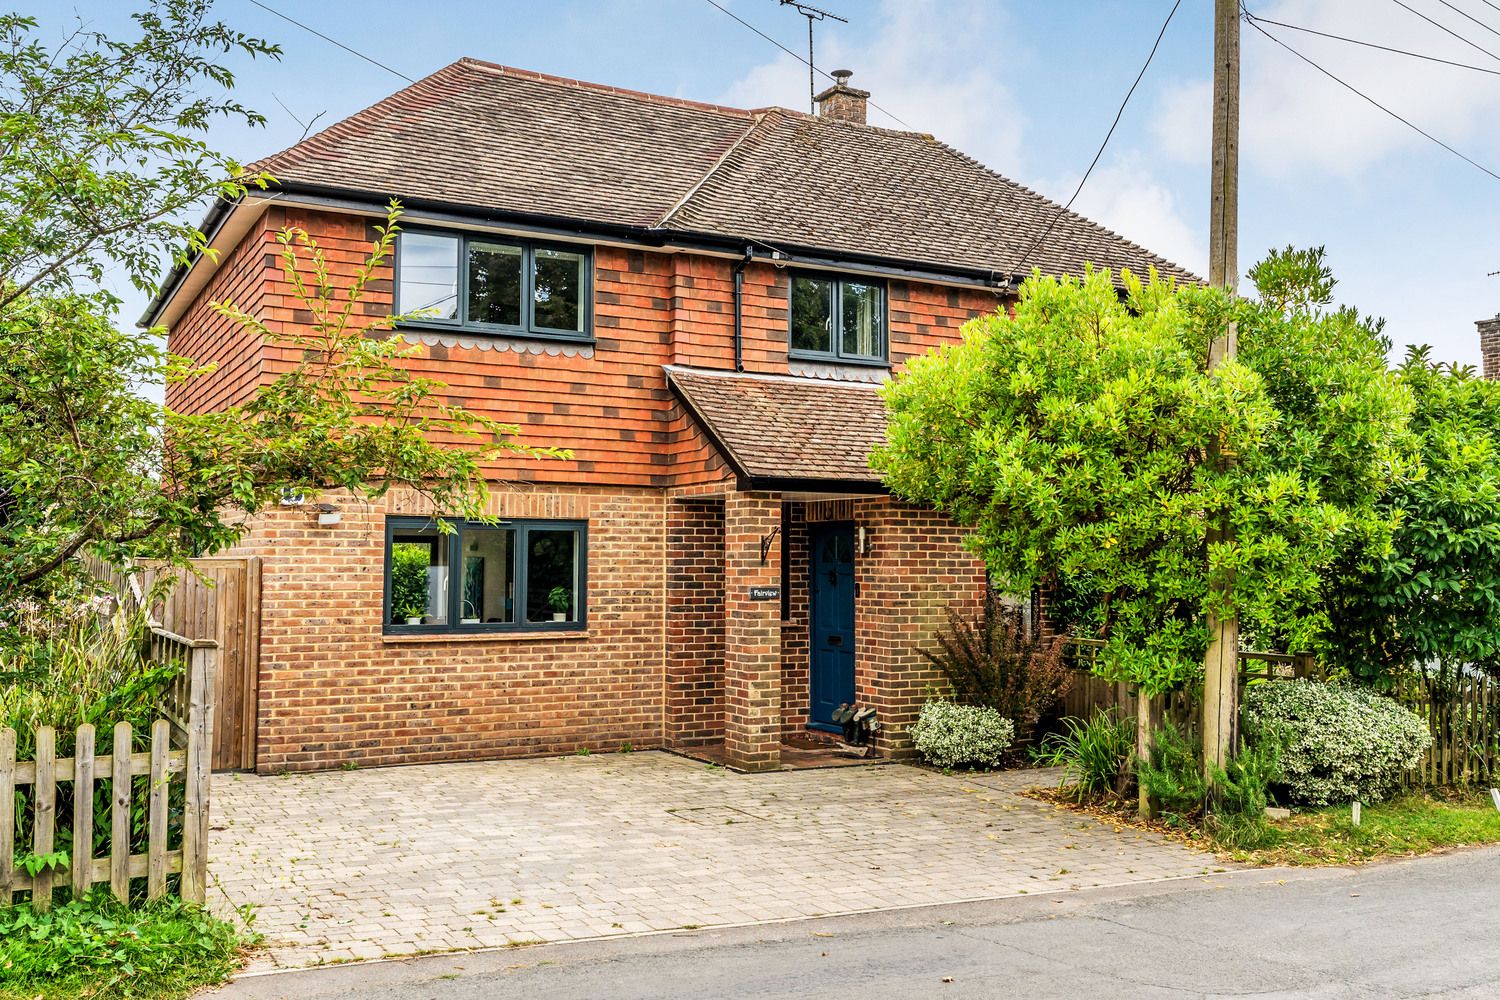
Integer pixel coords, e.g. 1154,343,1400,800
385,517,586,632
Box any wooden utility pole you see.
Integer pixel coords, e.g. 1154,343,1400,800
1203,0,1241,776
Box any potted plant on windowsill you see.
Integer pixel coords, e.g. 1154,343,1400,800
547,586,571,622
399,602,425,626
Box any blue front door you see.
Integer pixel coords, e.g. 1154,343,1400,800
809,523,856,729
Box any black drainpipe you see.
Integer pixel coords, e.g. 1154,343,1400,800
733,247,752,373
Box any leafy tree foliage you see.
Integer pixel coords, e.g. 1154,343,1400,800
0,2,276,306
874,257,1411,698
1329,349,1500,685
0,4,563,610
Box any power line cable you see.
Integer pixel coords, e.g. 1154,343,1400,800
1434,0,1500,41
245,0,415,83
1243,10,1500,76
698,0,914,129
1244,12,1500,183
1389,0,1500,64
1008,0,1183,281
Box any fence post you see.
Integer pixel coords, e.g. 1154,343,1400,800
181,643,216,904
32,726,55,912
0,728,13,907
147,720,169,900
111,722,132,902
72,724,95,901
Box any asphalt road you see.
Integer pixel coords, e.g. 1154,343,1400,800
208,846,1500,1000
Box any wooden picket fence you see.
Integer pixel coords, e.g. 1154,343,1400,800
1063,637,1499,787
1,628,215,910
1395,672,1498,786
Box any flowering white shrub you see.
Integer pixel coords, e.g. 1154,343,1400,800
908,700,1015,770
1243,680,1432,806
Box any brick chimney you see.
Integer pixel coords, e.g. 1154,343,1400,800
1479,315,1500,380
814,69,869,125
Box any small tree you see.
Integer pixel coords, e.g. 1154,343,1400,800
875,258,1410,808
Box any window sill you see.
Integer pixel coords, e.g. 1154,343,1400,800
786,351,891,369
396,320,594,345
382,629,591,644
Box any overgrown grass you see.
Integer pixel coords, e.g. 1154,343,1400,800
0,893,252,999
1218,790,1500,866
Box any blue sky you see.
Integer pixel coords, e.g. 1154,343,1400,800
25,0,1500,366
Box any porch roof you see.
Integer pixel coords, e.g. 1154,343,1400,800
665,366,886,489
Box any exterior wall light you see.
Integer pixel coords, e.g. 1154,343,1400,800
311,502,342,526
857,525,869,556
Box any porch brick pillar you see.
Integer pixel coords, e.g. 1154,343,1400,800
723,490,782,772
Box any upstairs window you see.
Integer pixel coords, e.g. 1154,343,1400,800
789,272,887,363
385,517,586,633
395,230,590,340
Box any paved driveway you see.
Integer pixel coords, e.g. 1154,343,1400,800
210,752,1220,971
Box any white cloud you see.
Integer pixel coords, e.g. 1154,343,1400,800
714,0,1028,175
1153,0,1500,176
1052,153,1207,274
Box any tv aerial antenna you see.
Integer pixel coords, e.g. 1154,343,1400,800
779,0,848,113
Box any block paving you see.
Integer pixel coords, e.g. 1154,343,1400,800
210,752,1223,971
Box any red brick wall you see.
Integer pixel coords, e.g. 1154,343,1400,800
221,485,666,772
666,496,725,745
721,491,783,771
779,502,810,736
852,500,988,757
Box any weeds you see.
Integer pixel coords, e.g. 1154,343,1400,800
0,893,250,999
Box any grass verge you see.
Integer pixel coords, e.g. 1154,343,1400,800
0,893,253,999
1028,786,1500,867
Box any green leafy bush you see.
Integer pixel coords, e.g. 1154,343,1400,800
920,593,1071,744
1139,723,1283,823
1243,680,1431,805
908,700,1015,770
1032,710,1134,800
0,893,248,999
1137,723,1207,819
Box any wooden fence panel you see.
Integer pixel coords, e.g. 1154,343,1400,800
141,559,258,771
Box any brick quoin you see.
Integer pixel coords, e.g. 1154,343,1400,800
171,206,998,772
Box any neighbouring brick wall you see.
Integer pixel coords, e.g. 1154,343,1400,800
666,496,725,745
852,499,987,758
222,485,666,772
1479,316,1500,381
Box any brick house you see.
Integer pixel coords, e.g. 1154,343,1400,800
146,60,1191,773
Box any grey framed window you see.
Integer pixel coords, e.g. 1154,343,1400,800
384,517,586,633
395,230,591,341
789,271,887,363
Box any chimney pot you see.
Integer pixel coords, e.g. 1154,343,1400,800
815,69,870,125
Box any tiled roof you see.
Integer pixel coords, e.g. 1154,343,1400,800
663,111,1195,282
252,61,756,229
253,58,1196,283
666,366,885,485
